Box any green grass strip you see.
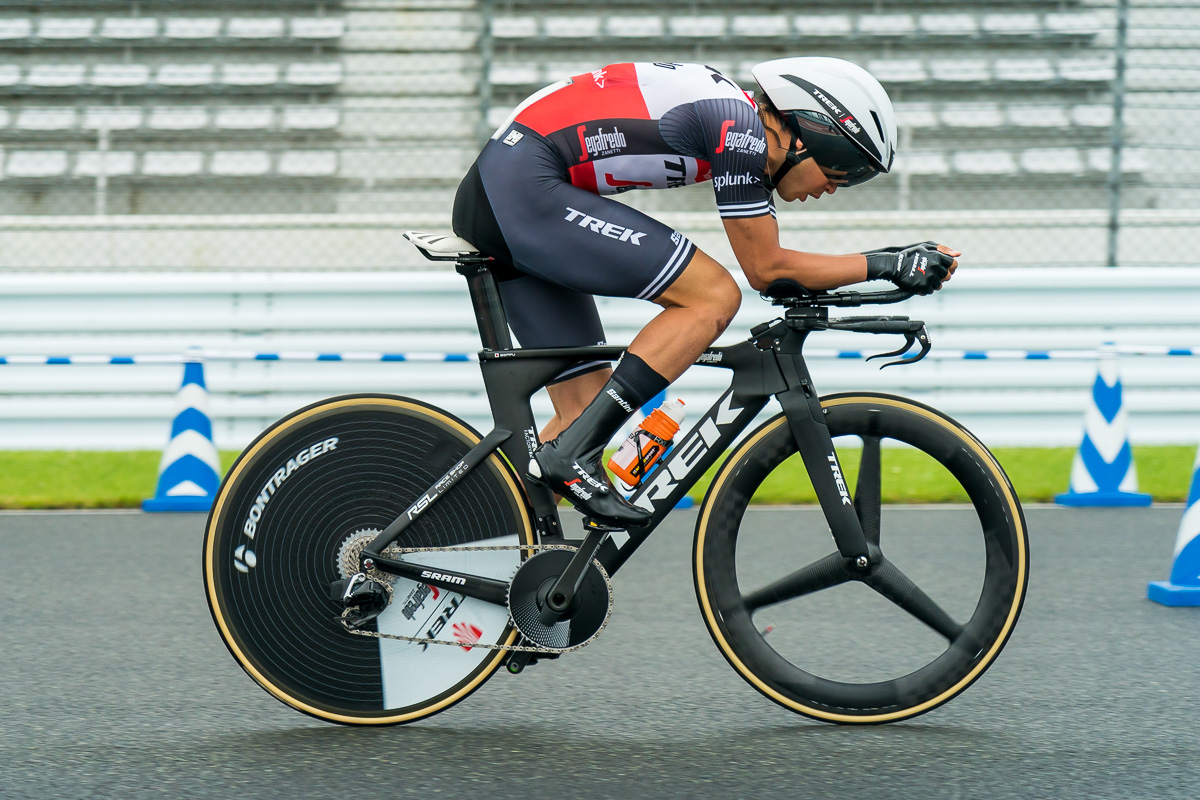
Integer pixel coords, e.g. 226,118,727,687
0,447,1192,509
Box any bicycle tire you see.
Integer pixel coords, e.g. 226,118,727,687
694,393,1029,724
204,394,534,726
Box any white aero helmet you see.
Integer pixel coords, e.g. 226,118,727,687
751,57,896,186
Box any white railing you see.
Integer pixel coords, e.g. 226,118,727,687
0,267,1197,449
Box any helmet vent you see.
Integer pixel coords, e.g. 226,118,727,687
870,110,885,140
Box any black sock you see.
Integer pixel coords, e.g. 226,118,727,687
610,353,670,411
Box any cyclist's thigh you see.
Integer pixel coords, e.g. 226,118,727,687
473,133,697,301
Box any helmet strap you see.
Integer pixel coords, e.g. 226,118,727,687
764,130,813,192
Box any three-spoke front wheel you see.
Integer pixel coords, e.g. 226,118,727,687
694,393,1029,724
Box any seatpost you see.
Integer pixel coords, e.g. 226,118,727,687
456,260,513,351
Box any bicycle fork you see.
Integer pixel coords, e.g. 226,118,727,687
773,347,874,571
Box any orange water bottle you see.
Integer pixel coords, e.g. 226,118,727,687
607,399,686,487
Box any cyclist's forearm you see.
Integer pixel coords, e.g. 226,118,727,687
759,250,869,291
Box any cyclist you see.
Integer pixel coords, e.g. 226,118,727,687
452,58,959,526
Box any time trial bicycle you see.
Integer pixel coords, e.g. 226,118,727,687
202,230,1028,726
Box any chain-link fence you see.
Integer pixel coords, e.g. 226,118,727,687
0,0,1197,269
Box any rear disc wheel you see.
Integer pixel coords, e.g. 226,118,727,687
203,394,534,725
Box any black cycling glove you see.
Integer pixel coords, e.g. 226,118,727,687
863,243,953,295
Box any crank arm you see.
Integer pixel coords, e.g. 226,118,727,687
364,552,510,607
538,521,611,626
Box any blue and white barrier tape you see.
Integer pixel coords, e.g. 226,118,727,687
0,346,1195,366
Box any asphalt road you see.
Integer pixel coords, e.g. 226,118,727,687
1,507,1197,800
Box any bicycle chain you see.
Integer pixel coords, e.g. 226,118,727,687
337,543,614,655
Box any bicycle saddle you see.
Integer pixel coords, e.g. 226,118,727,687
404,230,483,260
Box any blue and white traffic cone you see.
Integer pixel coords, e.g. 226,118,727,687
1056,348,1152,507
1148,448,1200,606
143,359,221,512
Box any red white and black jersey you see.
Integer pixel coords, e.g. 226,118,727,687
496,62,776,220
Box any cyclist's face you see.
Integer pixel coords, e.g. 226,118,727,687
775,156,840,203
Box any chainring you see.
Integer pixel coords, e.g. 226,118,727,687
506,549,611,650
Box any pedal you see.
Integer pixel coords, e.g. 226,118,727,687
330,573,389,630
505,649,560,675
581,517,622,533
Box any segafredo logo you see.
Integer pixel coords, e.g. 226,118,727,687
577,125,627,161
242,437,338,540
634,391,742,512
720,125,766,155
563,207,647,245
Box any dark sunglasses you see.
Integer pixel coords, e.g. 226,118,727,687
782,110,880,187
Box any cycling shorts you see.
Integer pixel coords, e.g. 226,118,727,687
452,123,696,382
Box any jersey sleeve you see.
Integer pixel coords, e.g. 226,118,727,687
693,98,774,220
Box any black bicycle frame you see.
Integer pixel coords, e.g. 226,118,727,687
360,259,910,604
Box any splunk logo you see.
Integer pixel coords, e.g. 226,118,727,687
633,390,742,512
577,125,627,161
713,171,761,191
563,207,647,245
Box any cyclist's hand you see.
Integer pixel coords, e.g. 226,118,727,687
864,243,958,295
863,241,939,256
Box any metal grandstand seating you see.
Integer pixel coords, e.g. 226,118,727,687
857,13,916,36
83,107,143,130
0,66,19,87
981,13,1040,36
493,16,538,38
100,17,159,40
39,18,95,40
1059,58,1116,83
282,106,340,130
28,65,87,88
952,151,1018,174
867,59,928,84
0,19,33,40
216,107,274,130
1088,148,1149,174
940,104,1006,128
165,18,222,40
284,63,342,86
1045,12,1105,35
669,16,727,38
0,109,9,129
994,59,1057,83
142,152,203,177
149,107,208,131
918,13,978,36
16,108,77,131
227,18,286,40
1071,105,1114,128
156,64,215,87
290,18,345,39
221,64,280,88
1009,105,1071,129
730,15,789,37
895,152,950,175
929,59,993,83
1021,148,1086,174
605,16,665,37
92,64,152,88
7,151,69,178
278,151,339,177
211,151,271,176
792,15,853,37
543,16,601,38
894,104,939,129
74,151,136,177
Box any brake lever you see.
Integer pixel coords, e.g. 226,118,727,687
865,324,932,369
